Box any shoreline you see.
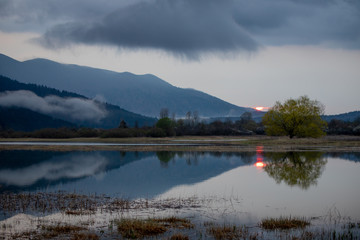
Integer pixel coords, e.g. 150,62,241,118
0,135,360,152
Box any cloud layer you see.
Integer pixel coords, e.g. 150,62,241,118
1,0,359,58
0,90,107,122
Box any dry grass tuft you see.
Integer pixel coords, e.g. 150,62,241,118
260,217,310,230
206,223,248,240
71,232,100,240
116,219,167,239
115,217,194,239
40,224,86,238
170,233,190,240
154,216,194,229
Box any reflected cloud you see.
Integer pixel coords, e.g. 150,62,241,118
0,153,108,186
263,152,327,190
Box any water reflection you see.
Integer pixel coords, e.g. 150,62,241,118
263,152,327,190
0,151,151,193
156,151,176,167
254,146,266,168
0,151,254,196
1,150,359,196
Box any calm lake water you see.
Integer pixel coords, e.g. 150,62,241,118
1,149,360,224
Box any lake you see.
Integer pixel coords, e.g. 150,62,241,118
1,149,360,225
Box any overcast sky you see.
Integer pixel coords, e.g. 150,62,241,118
0,0,359,114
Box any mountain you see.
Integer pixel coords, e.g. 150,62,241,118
322,111,360,122
0,75,156,129
0,107,75,131
0,53,254,117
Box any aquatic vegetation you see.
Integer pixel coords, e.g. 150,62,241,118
260,216,310,230
169,233,190,240
115,217,194,239
205,222,251,240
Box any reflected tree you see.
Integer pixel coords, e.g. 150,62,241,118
263,152,327,190
156,151,176,167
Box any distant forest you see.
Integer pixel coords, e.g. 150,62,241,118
1,75,360,138
1,110,360,138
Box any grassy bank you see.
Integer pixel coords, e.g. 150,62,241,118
0,135,360,152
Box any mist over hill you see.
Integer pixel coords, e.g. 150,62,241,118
0,53,254,118
0,76,156,130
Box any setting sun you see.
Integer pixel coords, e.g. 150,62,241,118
254,106,270,111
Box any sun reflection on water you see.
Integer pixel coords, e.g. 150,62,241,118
255,146,266,168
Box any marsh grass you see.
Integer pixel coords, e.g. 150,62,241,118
0,192,100,215
169,233,190,240
10,224,97,240
115,219,167,239
40,224,86,238
153,216,194,229
206,222,250,240
1,192,360,239
260,216,310,230
115,217,194,239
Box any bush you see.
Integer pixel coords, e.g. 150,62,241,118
101,129,134,138
146,128,166,137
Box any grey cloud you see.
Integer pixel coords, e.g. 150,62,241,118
0,90,107,122
39,0,258,58
232,0,360,48
0,0,139,32
38,0,360,57
2,0,359,57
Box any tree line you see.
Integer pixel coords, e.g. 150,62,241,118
1,96,359,138
0,111,264,138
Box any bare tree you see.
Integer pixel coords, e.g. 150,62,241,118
160,108,169,119
193,111,199,124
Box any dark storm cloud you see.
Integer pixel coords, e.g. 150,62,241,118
0,0,138,32
39,0,258,58
231,0,360,48
1,0,359,57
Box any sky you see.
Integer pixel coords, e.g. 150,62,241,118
0,0,359,115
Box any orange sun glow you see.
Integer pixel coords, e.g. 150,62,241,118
255,106,265,111
255,162,265,168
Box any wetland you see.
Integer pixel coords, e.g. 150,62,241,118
1,137,360,239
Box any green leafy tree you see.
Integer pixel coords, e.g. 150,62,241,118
262,96,327,138
156,117,175,136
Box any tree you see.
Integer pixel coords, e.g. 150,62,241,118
263,152,327,189
156,117,175,136
262,96,327,138
159,108,169,119
118,120,128,128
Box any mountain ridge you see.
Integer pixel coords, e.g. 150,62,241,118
0,53,254,117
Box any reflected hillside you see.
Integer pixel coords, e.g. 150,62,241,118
43,152,256,198
326,152,360,162
0,151,152,193
263,152,327,190
0,151,256,196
